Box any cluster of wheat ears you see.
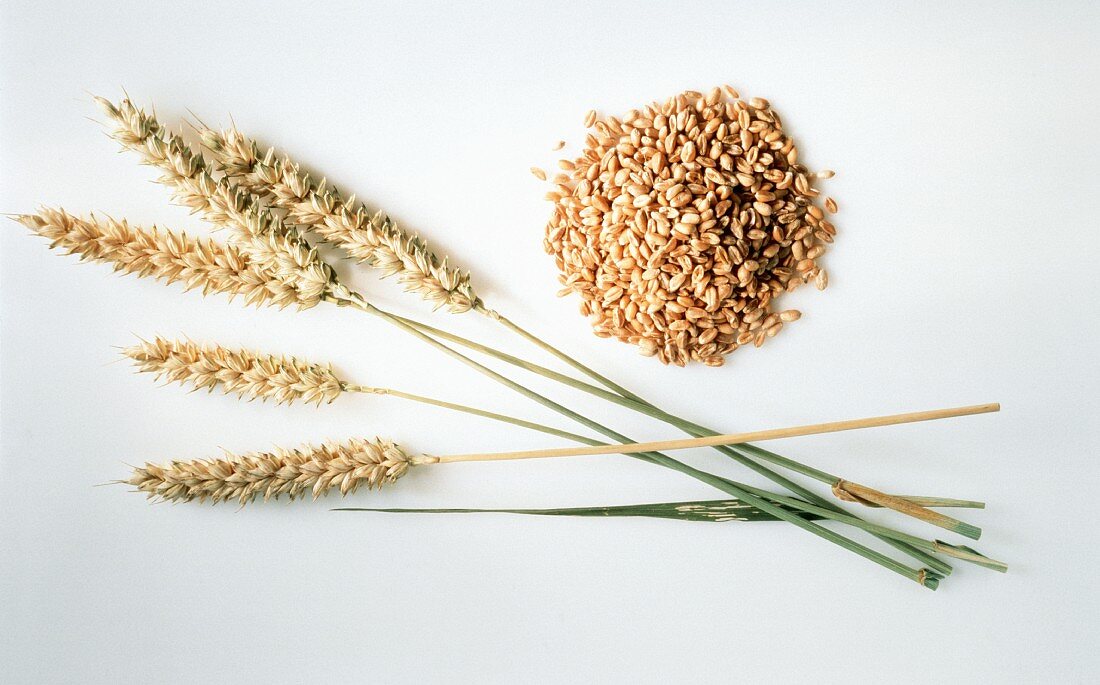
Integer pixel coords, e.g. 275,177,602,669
13,91,1006,588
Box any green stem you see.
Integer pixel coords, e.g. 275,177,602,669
341,503,1011,573
477,302,646,403
335,500,815,522
337,504,1013,570
733,484,1003,572
890,496,985,510
330,293,940,587
344,385,598,445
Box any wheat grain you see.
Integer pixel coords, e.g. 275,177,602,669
15,208,295,306
542,87,838,366
197,126,479,313
127,437,412,505
123,336,343,405
93,96,333,309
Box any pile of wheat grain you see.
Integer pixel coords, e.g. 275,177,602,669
540,86,836,366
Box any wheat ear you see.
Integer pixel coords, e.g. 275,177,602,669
199,126,478,313
93,96,333,309
123,336,342,405
128,437,413,505
15,208,297,307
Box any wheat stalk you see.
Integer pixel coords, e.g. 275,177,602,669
15,208,296,306
123,336,343,405
93,96,333,309
127,437,413,505
199,126,478,312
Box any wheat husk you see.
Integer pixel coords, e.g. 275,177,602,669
94,96,333,309
123,336,342,405
128,437,412,505
16,208,295,306
198,127,478,313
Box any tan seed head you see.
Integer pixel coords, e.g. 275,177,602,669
126,437,413,505
123,337,343,405
15,208,295,307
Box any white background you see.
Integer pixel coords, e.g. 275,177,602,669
2,1,1098,682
